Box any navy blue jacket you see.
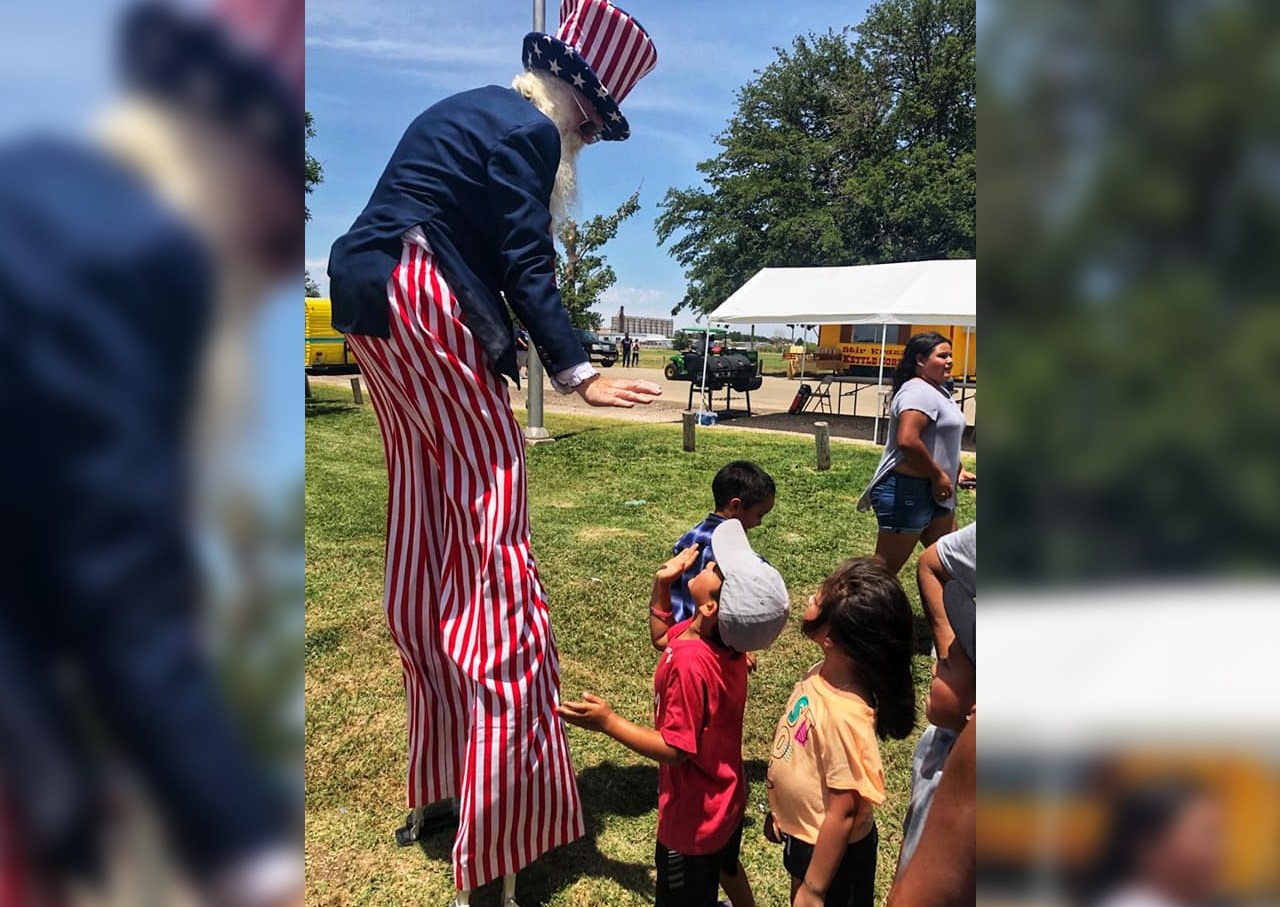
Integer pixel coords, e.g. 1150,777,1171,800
328,86,588,382
0,139,283,879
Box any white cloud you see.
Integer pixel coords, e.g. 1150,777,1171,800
633,125,710,165
621,91,727,123
304,258,330,296
304,35,510,69
600,285,677,316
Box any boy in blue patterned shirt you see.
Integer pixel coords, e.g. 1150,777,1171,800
650,461,776,650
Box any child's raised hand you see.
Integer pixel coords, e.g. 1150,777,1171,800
655,544,700,584
558,692,615,733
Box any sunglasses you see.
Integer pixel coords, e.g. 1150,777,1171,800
570,92,602,144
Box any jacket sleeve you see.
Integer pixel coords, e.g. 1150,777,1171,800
18,230,284,876
486,120,589,374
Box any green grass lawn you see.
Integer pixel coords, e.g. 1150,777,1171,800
305,385,975,906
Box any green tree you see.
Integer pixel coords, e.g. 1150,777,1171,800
305,110,323,223
306,111,325,298
555,190,641,330
656,0,975,316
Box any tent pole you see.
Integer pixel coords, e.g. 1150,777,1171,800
800,326,807,380
699,327,710,414
961,324,972,417
874,324,887,444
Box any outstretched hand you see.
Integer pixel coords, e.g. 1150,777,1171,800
558,692,615,733
656,544,700,584
576,376,662,408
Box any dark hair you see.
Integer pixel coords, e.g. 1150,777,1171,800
802,558,916,739
1079,778,1211,906
712,461,776,510
890,331,951,396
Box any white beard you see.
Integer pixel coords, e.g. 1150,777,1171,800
512,69,587,227
549,132,582,227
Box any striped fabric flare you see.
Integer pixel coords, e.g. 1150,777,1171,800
345,237,584,890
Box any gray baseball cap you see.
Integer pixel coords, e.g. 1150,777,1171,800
710,519,790,652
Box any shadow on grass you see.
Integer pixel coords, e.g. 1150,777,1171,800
412,760,774,904
305,400,362,418
547,427,608,442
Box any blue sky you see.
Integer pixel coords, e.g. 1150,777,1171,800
305,0,873,329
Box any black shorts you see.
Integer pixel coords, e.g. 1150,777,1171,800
654,823,743,907
782,824,878,907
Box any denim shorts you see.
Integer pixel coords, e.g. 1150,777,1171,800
869,472,952,534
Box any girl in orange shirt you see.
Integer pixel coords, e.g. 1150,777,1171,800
765,558,916,907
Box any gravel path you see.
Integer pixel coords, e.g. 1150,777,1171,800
308,365,977,451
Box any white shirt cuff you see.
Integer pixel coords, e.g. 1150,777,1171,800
550,361,598,394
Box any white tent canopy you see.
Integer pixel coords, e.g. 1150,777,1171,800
707,259,976,326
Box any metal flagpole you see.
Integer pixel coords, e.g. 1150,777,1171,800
524,0,550,442
873,323,888,444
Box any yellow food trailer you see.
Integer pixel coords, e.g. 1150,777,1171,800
304,297,358,371
812,323,976,380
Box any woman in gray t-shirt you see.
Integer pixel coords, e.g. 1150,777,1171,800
856,332,975,575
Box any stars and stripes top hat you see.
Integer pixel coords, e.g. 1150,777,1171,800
523,0,657,142
119,0,303,177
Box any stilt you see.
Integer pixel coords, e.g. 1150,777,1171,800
394,805,428,847
394,800,460,847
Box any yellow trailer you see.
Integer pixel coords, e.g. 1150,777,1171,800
814,323,977,380
305,297,358,371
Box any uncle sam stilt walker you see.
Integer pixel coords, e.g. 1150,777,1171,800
326,1,661,903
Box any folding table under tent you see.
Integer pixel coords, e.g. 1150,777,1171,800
707,259,977,441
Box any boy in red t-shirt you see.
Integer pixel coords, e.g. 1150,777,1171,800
560,519,790,907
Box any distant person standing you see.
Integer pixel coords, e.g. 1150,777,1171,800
631,339,641,367
514,327,530,378
856,333,976,576
622,334,632,368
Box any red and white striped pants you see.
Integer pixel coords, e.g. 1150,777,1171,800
345,239,584,890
